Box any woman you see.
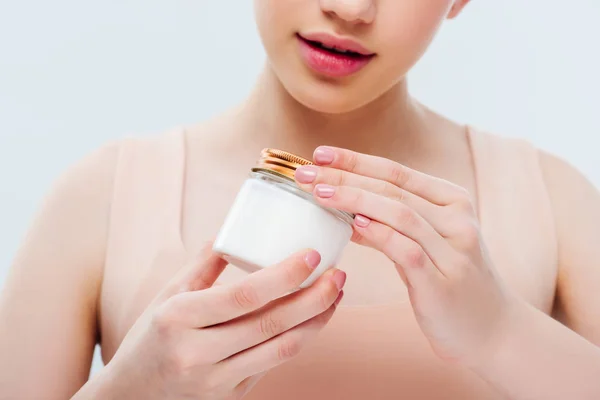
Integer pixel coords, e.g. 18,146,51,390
1,0,600,399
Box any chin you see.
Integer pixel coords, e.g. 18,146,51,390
283,76,376,115
294,91,357,114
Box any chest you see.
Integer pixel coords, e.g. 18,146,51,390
98,164,557,365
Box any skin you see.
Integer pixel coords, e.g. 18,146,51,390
1,0,600,399
295,147,600,399
75,247,345,400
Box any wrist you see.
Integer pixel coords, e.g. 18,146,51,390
70,366,116,399
466,294,533,374
71,360,136,400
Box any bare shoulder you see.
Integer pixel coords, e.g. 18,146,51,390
0,138,124,398
14,138,123,270
49,140,121,217
538,150,599,200
4,137,124,311
537,149,600,343
537,150,600,237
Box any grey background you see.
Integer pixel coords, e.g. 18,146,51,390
1,1,599,374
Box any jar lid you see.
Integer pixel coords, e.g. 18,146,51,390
252,148,356,223
252,148,313,181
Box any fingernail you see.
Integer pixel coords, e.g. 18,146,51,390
315,184,335,198
295,165,318,184
354,214,371,228
314,147,334,165
332,270,347,290
304,250,321,270
334,290,344,306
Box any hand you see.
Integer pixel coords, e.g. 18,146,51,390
95,244,346,400
294,146,520,366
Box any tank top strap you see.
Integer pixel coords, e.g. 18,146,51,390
467,126,558,296
105,127,187,272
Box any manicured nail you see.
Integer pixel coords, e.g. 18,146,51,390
354,214,371,228
334,290,344,306
304,250,321,270
314,147,335,165
332,270,347,290
295,165,318,184
315,184,336,198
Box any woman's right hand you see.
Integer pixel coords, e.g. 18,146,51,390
81,243,346,400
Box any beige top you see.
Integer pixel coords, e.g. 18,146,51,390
99,126,557,399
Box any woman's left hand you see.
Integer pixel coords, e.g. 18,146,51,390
294,146,522,367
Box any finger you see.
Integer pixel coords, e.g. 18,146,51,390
312,146,469,206
158,241,228,301
313,184,459,270
295,164,444,230
215,303,338,386
234,374,264,399
201,268,345,361
352,217,446,286
167,248,322,328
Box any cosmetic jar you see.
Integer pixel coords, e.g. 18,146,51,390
213,148,354,288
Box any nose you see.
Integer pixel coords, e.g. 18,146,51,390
319,0,376,25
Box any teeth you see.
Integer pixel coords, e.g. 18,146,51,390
321,43,349,53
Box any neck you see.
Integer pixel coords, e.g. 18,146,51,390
238,65,433,161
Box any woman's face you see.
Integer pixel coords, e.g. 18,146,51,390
254,0,469,114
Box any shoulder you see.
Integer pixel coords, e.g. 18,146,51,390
42,138,122,229
469,125,599,216
468,125,599,254
27,138,124,270
5,138,125,318
57,140,122,194
36,126,187,248
535,151,600,340
478,128,600,335
471,127,600,337
537,150,598,205
67,119,229,210
535,148,600,253
536,149,600,262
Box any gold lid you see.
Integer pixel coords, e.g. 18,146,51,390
251,148,313,181
251,148,356,224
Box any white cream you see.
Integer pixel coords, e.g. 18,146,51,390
213,170,353,288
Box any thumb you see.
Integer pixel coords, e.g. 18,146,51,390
159,241,228,301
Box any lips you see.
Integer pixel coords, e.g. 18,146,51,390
299,32,375,56
296,33,376,78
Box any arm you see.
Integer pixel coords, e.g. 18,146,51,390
0,142,119,399
294,145,600,400
470,151,600,399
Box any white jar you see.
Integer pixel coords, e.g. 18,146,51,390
213,149,354,288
